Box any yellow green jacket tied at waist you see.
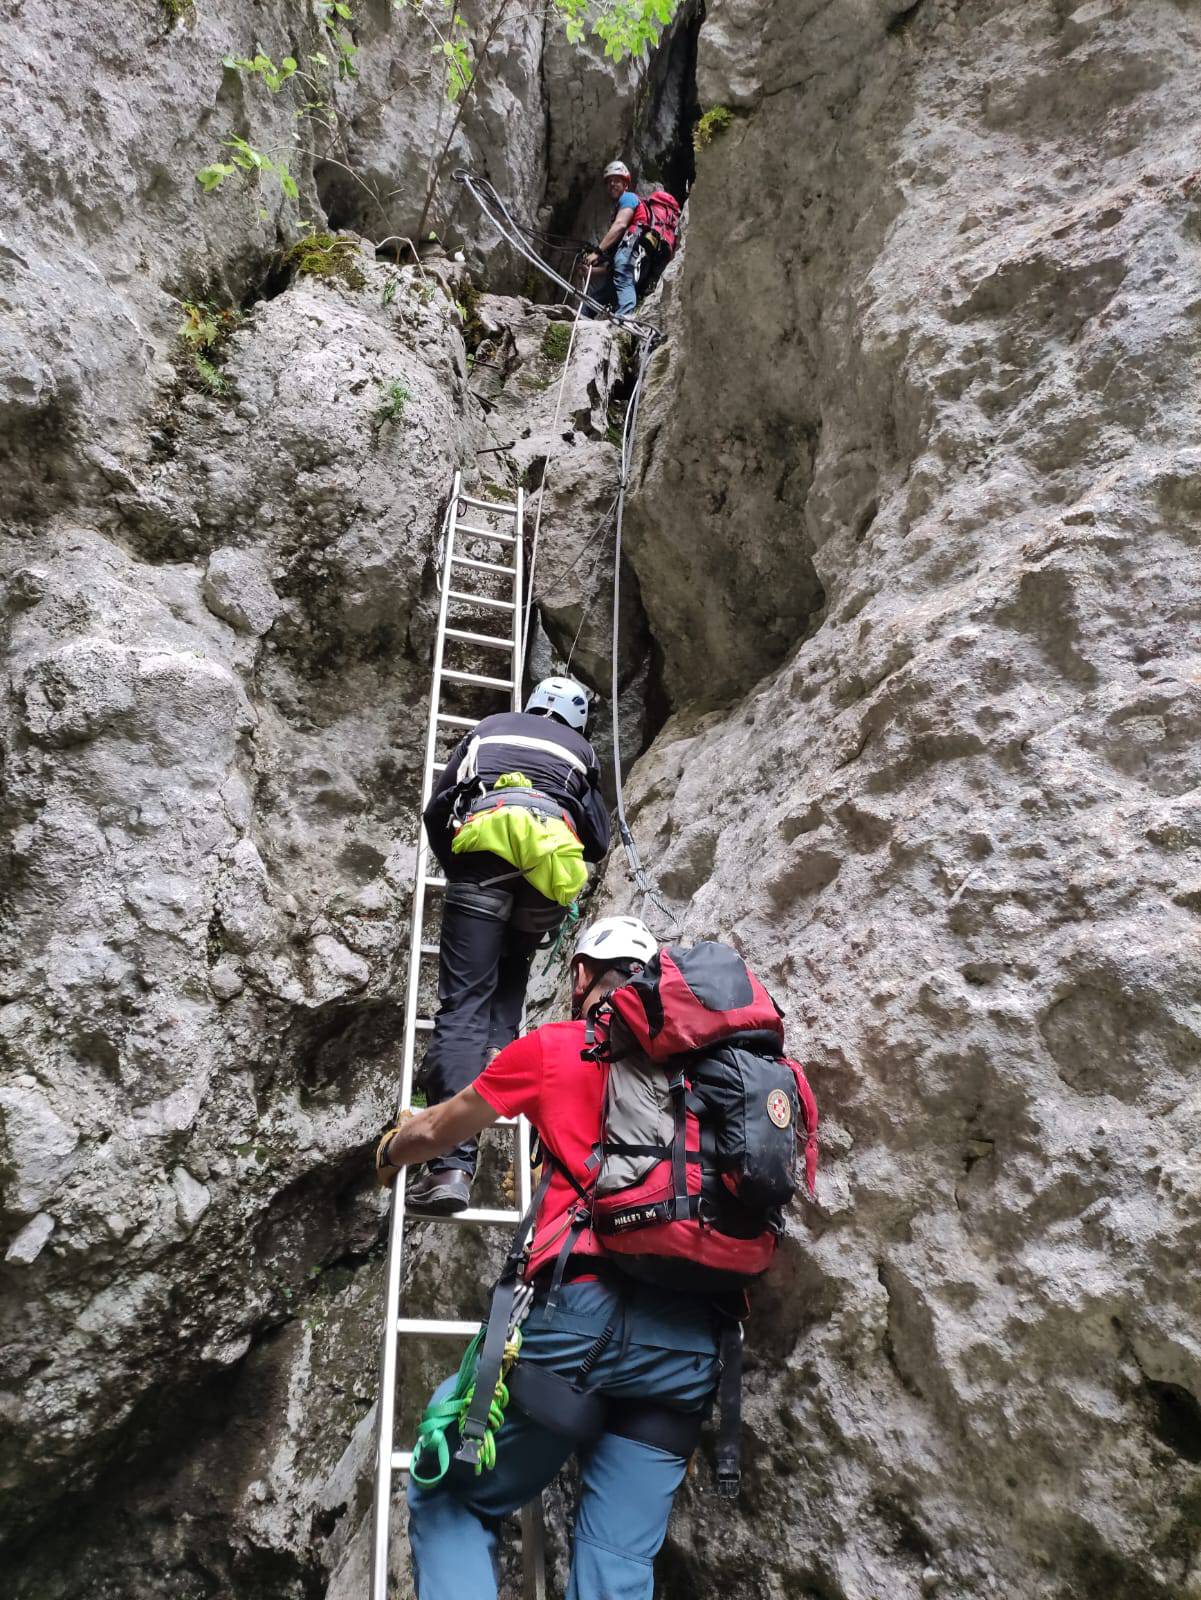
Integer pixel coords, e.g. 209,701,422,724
451,772,587,906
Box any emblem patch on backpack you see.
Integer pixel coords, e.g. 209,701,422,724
766,1088,792,1129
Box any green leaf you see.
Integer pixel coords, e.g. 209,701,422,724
196,162,236,192
334,2,352,15
279,169,299,200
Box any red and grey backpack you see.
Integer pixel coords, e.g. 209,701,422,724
457,941,818,1497
585,941,819,1292
631,189,682,254
630,189,683,297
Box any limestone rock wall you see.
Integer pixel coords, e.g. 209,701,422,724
5,0,1201,1596
604,2,1201,1596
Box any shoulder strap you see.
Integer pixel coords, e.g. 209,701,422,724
714,1316,744,1497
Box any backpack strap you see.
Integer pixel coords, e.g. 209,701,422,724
544,1210,591,1313
668,1066,690,1220
714,1314,744,1497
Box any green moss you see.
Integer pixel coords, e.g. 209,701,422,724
693,104,734,150
160,0,194,21
286,231,366,291
540,320,573,364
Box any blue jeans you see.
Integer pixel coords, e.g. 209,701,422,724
611,232,639,317
407,1280,720,1599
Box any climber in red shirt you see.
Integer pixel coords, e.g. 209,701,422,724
375,915,723,1600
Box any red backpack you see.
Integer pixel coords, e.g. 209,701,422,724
583,942,819,1292
455,942,818,1496
631,189,682,255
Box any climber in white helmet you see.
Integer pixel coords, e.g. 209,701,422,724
585,157,641,317
376,914,734,1600
407,677,610,1215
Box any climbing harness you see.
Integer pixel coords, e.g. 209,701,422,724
370,475,546,1600
451,776,588,906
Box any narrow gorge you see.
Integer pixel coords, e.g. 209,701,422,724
2,2,1200,1598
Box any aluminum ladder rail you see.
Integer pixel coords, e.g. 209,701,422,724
370,472,546,1599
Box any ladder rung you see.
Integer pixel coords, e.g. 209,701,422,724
415,1019,434,1031
456,523,517,544
392,1450,414,1472
420,944,440,956
448,590,516,613
431,761,445,772
397,1317,480,1337
426,877,446,890
430,1207,524,1225
451,555,515,576
445,628,514,652
459,494,519,516
442,668,513,690
436,713,478,728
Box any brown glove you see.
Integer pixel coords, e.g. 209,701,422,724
374,1109,415,1188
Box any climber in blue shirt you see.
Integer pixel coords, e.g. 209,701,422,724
585,158,640,317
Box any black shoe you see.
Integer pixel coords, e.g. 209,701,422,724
406,1167,472,1216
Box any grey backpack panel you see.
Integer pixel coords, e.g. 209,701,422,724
594,1021,674,1198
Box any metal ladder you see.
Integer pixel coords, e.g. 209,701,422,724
370,472,546,1599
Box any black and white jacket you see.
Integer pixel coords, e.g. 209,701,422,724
423,711,611,874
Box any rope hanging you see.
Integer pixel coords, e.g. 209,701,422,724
455,173,680,939
409,1326,524,1486
454,169,660,344
521,263,594,664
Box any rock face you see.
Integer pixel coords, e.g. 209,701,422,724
4,0,1201,1597
0,0,645,526
606,2,1201,1596
0,195,633,1600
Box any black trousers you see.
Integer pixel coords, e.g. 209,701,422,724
421,854,566,1174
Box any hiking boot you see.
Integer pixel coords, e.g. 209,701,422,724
406,1166,472,1216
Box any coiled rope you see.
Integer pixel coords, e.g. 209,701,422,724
409,1326,523,1486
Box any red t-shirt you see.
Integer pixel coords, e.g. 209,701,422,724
474,1019,606,1278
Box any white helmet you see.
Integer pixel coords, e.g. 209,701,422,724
573,915,658,972
603,159,631,181
525,675,590,732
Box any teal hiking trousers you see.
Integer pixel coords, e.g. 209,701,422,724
407,1278,720,1599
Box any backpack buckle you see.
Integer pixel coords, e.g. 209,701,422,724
454,1424,485,1467
716,1468,741,1500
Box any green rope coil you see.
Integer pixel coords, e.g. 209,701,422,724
410,1327,522,1487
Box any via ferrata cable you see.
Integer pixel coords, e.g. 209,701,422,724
521,264,594,666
